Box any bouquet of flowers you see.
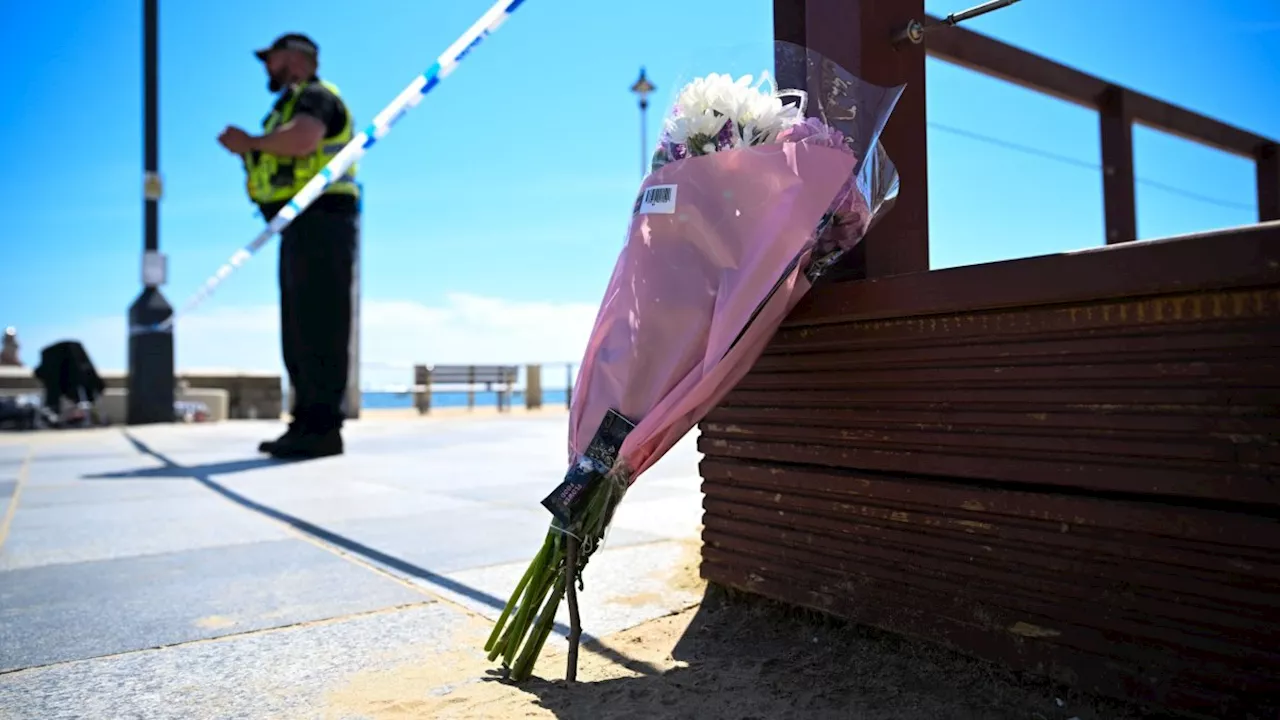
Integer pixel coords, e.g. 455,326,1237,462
485,41,905,681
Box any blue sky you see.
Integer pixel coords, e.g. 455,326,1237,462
0,0,1277,384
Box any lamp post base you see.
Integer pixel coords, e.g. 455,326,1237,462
127,287,175,425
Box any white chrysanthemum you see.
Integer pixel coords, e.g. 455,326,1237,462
741,89,804,145
665,108,731,147
664,71,805,153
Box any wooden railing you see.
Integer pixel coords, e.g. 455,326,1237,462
775,0,1279,281
922,13,1280,244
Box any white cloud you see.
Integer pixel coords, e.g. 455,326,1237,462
13,293,598,390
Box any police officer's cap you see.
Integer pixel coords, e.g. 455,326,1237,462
255,33,319,63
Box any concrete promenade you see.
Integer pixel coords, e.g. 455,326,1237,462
0,411,706,719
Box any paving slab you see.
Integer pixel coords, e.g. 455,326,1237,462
417,539,705,653
19,436,144,489
0,538,428,672
0,602,473,720
0,490,294,571
607,492,707,539
0,413,706,701
14,478,215,510
433,470,700,508
317,505,666,580
227,485,491,526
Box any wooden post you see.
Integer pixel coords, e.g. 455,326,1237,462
501,367,513,412
774,0,930,281
1099,85,1138,244
467,365,475,411
495,372,508,412
565,363,574,409
525,363,543,410
1258,142,1280,223
413,365,431,414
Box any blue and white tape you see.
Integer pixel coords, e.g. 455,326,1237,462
149,0,527,333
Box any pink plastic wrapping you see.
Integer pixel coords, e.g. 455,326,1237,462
571,143,850,474
567,42,904,487
487,43,908,683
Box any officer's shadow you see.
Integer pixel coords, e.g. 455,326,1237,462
81,430,324,482
82,455,291,481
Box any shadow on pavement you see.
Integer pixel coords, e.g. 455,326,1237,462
114,430,664,678
83,456,285,479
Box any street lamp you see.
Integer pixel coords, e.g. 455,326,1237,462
630,67,655,178
127,0,176,424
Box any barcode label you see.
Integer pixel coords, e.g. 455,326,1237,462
636,184,677,214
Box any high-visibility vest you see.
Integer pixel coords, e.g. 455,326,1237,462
244,79,359,204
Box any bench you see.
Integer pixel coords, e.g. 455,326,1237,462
413,364,518,414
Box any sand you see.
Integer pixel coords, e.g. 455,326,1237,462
321,540,1151,720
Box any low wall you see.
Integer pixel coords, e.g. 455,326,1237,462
698,223,1280,718
0,368,282,421
172,371,282,420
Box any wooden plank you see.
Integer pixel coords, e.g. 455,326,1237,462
786,222,1280,327
1099,86,1137,244
424,365,517,384
923,15,1106,109
923,16,1270,158
700,458,1280,554
1259,142,1280,223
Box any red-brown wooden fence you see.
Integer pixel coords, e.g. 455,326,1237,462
699,2,1280,716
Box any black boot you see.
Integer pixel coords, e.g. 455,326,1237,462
258,423,304,454
267,428,344,459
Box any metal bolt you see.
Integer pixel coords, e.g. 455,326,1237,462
892,0,1024,46
892,19,926,46
906,20,925,44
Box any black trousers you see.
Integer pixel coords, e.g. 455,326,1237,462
278,204,358,433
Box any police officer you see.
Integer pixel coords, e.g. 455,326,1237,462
217,33,359,458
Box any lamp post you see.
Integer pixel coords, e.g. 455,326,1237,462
127,0,175,424
630,67,655,178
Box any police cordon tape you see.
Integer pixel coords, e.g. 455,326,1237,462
146,0,528,334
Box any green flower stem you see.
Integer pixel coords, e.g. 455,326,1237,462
487,534,558,663
487,474,630,681
524,592,562,676
485,531,551,653
491,574,546,660
501,546,560,666
511,576,566,681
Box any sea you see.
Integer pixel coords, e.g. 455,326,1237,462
359,389,571,410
